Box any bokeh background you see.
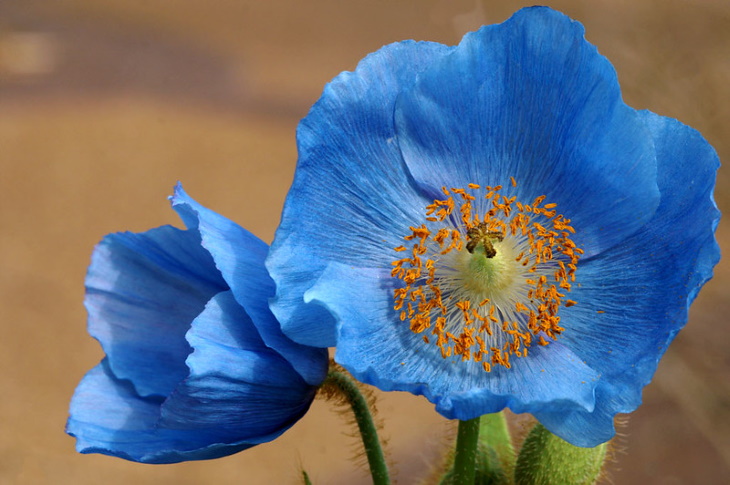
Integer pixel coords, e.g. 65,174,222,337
1,0,728,483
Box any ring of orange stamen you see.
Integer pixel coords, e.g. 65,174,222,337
391,181,582,371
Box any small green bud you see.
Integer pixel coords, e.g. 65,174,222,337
514,423,607,485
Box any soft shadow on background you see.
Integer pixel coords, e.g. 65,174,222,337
1,1,728,483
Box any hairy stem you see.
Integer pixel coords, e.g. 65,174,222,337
453,417,481,484
323,369,390,485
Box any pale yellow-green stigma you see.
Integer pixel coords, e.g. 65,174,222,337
391,181,582,371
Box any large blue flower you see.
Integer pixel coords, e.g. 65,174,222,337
67,184,328,463
267,7,720,447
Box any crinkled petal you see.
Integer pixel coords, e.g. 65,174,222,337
305,263,600,420
171,184,327,386
530,110,720,447
394,6,660,258
66,360,258,464
267,41,453,347
636,110,721,296
160,291,316,443
85,226,226,397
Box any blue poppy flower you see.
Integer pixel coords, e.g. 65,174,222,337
66,184,328,463
266,7,720,447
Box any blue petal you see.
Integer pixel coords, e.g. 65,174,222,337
160,291,316,442
394,6,660,258
305,263,600,420
85,226,226,397
532,379,638,447
171,184,328,385
637,110,721,296
267,40,454,348
67,360,258,464
530,110,720,447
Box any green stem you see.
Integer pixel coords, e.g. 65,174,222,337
453,417,481,484
324,369,390,485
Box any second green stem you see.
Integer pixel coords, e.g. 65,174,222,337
453,417,481,484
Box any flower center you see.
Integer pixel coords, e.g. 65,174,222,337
391,181,582,371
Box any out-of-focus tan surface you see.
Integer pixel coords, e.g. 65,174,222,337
1,1,728,483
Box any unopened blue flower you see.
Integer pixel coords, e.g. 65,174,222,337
67,184,328,463
267,7,720,447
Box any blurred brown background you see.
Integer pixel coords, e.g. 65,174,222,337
1,0,728,483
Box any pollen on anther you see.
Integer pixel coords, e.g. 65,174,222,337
391,180,581,372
